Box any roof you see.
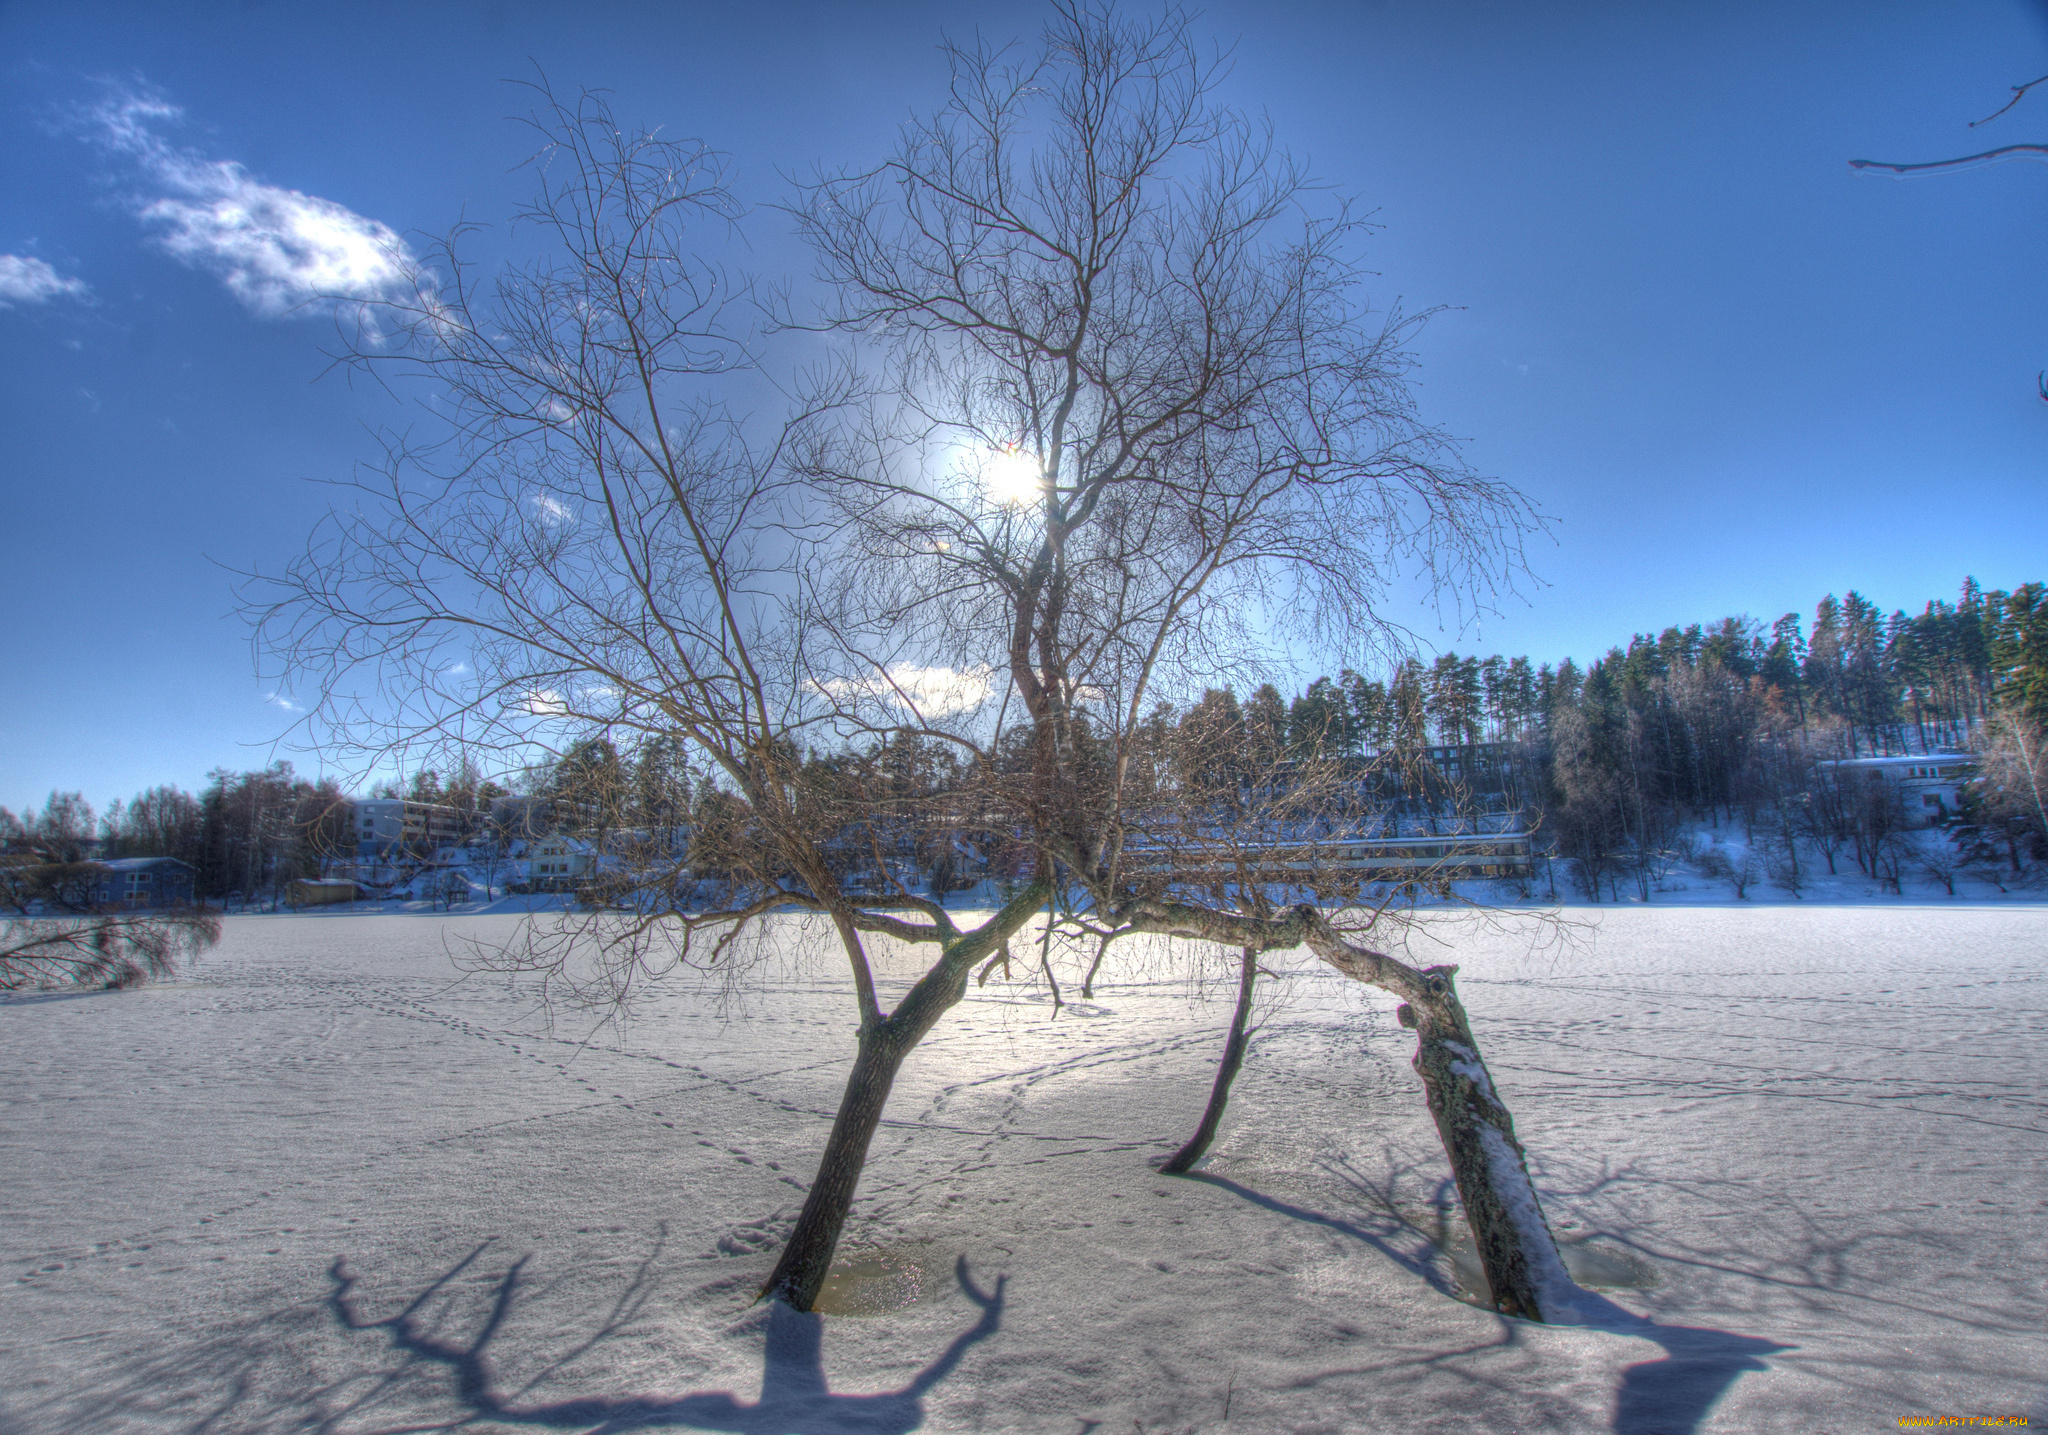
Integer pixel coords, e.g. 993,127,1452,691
99,856,196,873
1827,754,1972,769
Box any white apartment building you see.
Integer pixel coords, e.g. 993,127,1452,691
1825,754,1975,825
352,798,473,856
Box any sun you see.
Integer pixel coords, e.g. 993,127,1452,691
981,446,1044,507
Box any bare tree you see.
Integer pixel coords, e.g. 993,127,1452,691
0,907,221,990
1912,829,1965,896
792,5,1574,1320
25,791,97,864
1969,708,2048,877
0,860,108,915
255,84,1050,1314
1692,836,1760,899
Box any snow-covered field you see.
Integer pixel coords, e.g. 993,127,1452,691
2,904,2042,1433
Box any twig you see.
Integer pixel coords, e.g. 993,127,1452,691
1972,73,2048,128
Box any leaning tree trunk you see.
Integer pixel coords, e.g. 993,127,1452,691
761,1026,912,1311
1394,968,1577,1322
1310,924,1578,1323
763,879,1049,1312
1124,899,1578,1322
1160,946,1258,1175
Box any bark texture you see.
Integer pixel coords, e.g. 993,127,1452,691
763,1030,909,1311
1159,946,1258,1175
1394,976,1576,1322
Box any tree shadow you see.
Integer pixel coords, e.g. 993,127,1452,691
1570,1289,1788,1435
326,1241,1008,1433
1187,1169,1788,1435
1184,1171,1456,1295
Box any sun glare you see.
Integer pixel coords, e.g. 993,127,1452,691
981,446,1045,507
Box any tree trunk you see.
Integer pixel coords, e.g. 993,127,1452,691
1124,900,1579,1323
1396,976,1576,1322
761,1027,910,1311
1160,946,1257,1174
764,877,1052,1311
1293,916,1576,1323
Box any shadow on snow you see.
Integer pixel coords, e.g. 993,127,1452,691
1190,1171,1787,1435
326,1242,1008,1434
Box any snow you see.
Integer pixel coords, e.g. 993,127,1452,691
2,903,2043,1432
1470,1119,1586,1323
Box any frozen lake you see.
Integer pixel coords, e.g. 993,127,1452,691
2,904,2043,1432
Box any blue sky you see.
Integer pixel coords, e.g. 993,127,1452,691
3,0,2045,809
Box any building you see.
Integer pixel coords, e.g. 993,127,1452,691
286,877,361,908
351,798,473,857
91,857,197,908
490,794,602,845
1125,831,1534,886
1824,755,1974,826
527,835,598,891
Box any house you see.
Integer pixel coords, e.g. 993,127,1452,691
1824,754,1974,826
92,857,197,908
527,834,598,891
490,794,601,844
286,877,361,908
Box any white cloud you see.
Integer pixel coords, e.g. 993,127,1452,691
265,691,304,713
0,254,90,307
891,664,994,715
820,664,994,718
86,86,418,321
519,689,569,716
527,492,576,526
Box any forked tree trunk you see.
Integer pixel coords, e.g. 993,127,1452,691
763,879,1050,1312
1160,946,1257,1175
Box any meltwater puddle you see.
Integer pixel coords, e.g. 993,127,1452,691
811,1241,954,1317
1436,1224,1657,1306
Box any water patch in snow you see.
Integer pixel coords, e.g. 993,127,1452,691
812,1241,952,1317
1435,1223,1655,1307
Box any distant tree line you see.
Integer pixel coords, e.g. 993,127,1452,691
1241,578,2047,899
9,579,2044,907
747,577,2048,903
0,763,351,907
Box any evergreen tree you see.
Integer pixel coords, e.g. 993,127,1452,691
1989,582,2048,729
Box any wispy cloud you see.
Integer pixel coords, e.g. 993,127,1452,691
527,492,576,526
819,664,994,718
265,691,304,713
84,84,418,321
0,254,90,307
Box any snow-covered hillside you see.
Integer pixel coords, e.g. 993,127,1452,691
2,906,2042,1432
